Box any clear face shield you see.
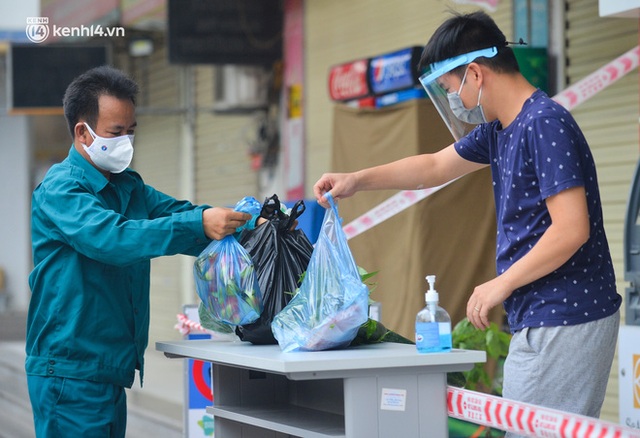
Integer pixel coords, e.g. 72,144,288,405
419,47,498,141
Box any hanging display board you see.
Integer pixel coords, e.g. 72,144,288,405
7,43,109,115
167,0,283,65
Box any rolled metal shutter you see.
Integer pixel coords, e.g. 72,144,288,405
564,0,639,421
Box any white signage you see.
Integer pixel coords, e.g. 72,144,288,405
619,325,640,430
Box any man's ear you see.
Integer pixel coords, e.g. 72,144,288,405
74,122,90,145
467,62,484,85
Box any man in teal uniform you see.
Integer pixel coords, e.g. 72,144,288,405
26,65,251,437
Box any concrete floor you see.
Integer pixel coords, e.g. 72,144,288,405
0,311,185,438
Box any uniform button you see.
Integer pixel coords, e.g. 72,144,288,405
134,308,139,314
49,360,55,365
48,369,54,375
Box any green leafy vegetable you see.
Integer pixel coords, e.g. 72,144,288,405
198,302,234,334
349,318,413,346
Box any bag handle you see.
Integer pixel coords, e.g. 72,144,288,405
260,194,281,220
284,200,306,230
324,192,342,225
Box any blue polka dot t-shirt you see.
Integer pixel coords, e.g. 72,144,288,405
455,89,621,332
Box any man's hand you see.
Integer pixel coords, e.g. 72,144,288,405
466,277,513,330
313,172,358,208
202,207,252,240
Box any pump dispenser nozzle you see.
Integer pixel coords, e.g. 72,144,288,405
425,275,439,303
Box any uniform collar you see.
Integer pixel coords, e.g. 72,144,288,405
68,145,111,192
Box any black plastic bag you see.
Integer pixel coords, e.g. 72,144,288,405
235,195,314,344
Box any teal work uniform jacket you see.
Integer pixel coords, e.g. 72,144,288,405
26,146,210,388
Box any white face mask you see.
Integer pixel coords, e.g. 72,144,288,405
447,66,487,125
82,122,134,174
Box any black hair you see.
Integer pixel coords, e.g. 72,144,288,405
62,65,138,139
419,11,520,77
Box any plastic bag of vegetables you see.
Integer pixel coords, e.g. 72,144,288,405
271,192,369,352
194,197,263,326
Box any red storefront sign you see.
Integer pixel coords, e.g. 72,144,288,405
328,59,370,101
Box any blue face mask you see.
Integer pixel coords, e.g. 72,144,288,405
446,66,487,125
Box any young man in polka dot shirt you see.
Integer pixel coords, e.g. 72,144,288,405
313,10,621,432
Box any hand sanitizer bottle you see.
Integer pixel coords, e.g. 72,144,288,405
415,275,452,353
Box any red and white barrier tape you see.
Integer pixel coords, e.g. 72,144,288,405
343,180,455,240
553,46,639,111
342,46,640,239
447,386,640,438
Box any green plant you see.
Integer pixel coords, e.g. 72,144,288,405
357,266,379,296
451,318,511,395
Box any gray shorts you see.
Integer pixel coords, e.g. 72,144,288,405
503,311,620,438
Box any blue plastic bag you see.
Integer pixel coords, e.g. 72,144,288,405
271,193,369,352
194,197,263,326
